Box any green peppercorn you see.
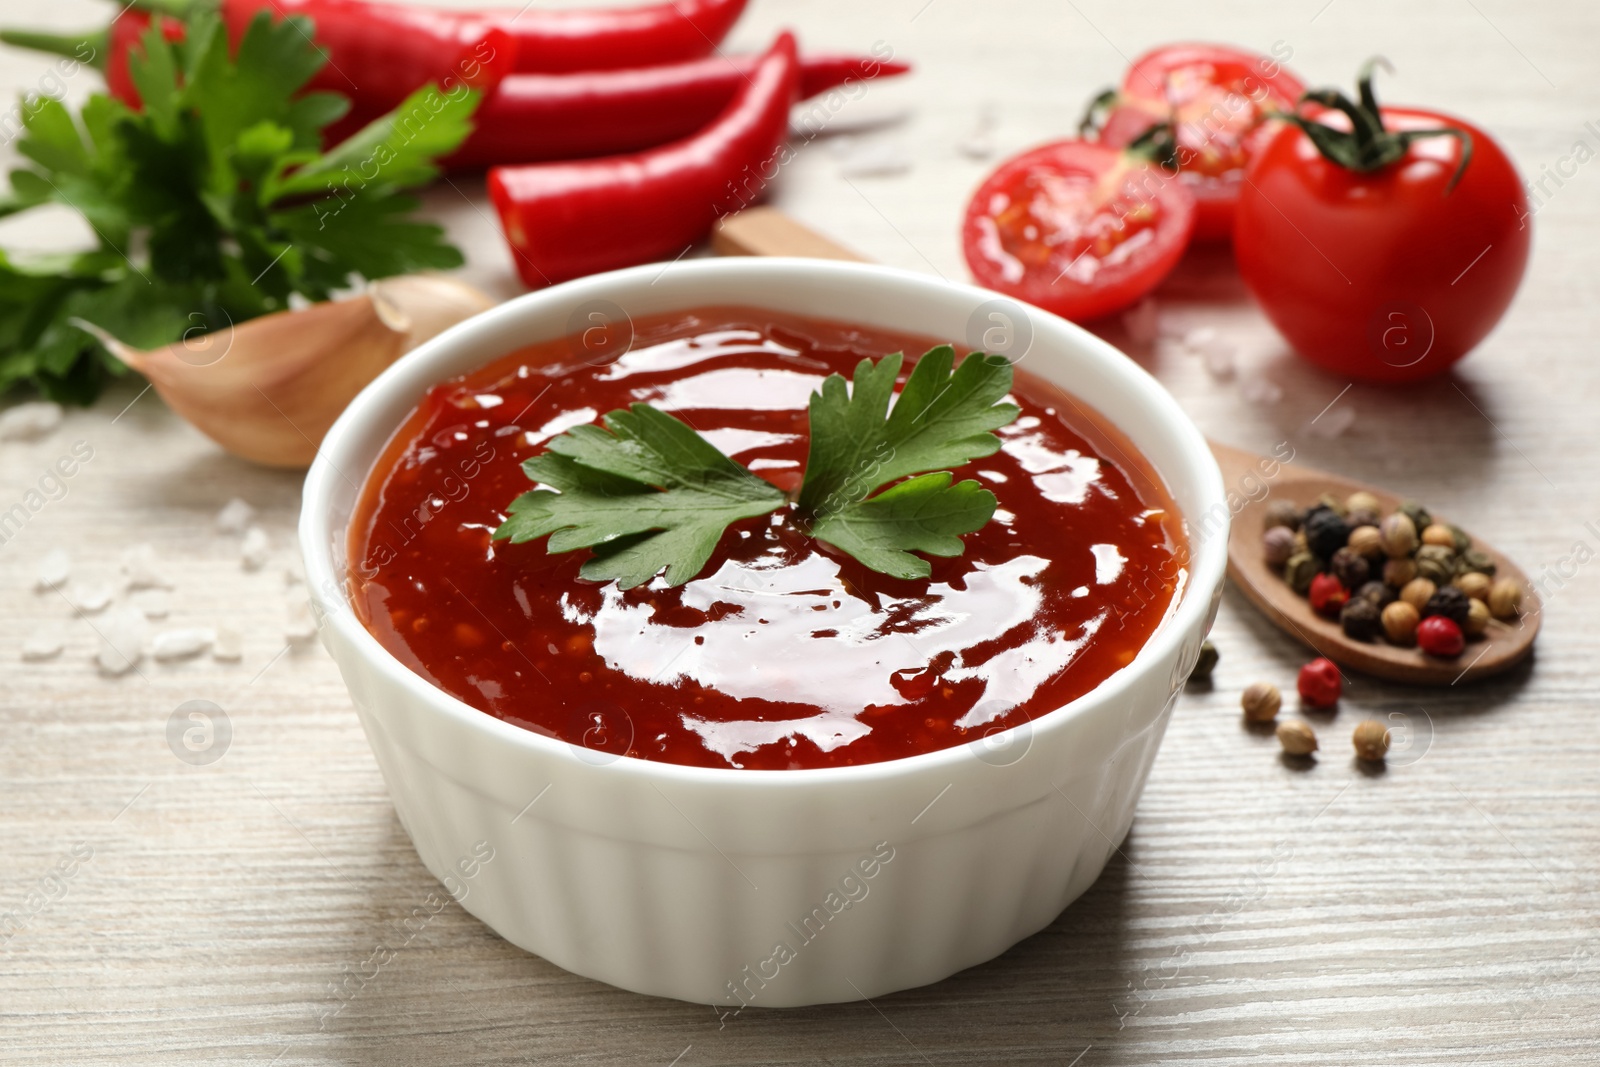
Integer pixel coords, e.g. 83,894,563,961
1398,500,1432,532
1340,597,1382,641
1459,548,1496,576
1330,546,1370,590
1284,552,1320,595
1316,492,1347,517
1189,640,1219,684
1304,508,1351,559
1415,544,1456,585
1448,524,1472,555
1422,585,1472,627
1263,499,1302,532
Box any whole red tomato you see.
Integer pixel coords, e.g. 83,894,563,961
1234,74,1529,383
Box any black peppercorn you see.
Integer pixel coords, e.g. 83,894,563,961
1357,580,1397,609
1340,597,1383,641
1304,508,1352,559
1345,507,1381,531
1188,640,1219,684
1422,585,1472,627
1329,546,1370,590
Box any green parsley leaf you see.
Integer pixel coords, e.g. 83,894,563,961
795,347,1019,515
494,348,1020,588
806,471,998,581
0,7,477,403
493,405,788,589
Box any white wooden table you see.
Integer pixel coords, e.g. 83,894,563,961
2,1,1597,1063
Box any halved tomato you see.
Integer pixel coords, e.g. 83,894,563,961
961,140,1196,322
1094,43,1305,240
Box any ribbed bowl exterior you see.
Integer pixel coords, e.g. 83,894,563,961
303,259,1228,1008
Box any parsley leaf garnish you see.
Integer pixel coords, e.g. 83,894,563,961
493,348,1020,588
0,9,477,403
493,405,789,589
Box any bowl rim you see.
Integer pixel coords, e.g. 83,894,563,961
300,257,1227,789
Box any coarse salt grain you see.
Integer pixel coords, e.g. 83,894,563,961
836,138,912,178
285,598,318,644
132,588,171,620
21,632,64,662
1308,405,1357,439
216,498,256,534
1240,376,1284,405
241,526,270,570
35,549,70,591
0,401,63,441
151,627,215,661
212,626,243,662
72,582,115,614
1122,299,1159,346
95,608,148,675
121,543,173,590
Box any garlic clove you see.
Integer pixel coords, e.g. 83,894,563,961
89,275,495,469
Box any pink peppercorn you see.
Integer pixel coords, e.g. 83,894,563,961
1416,615,1465,657
1297,657,1342,707
1308,573,1349,618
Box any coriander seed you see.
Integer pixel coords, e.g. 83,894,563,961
1352,720,1391,762
1464,597,1490,637
1383,557,1417,588
1276,719,1318,756
1382,600,1419,643
1488,578,1523,619
1345,490,1381,516
1400,577,1437,612
1241,681,1281,722
1379,512,1418,559
1421,523,1456,548
1347,525,1384,560
1453,571,1492,602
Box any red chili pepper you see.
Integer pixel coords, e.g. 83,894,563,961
483,0,748,74
1296,657,1342,708
449,50,908,169
488,32,799,289
6,0,516,116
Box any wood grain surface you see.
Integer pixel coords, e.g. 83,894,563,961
2,1,1598,1064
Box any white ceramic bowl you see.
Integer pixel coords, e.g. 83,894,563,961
300,258,1227,1009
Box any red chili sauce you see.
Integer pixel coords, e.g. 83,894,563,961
349,307,1187,770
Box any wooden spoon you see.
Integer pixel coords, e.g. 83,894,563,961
712,208,1541,684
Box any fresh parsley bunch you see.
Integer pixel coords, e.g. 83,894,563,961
0,10,478,402
494,347,1021,586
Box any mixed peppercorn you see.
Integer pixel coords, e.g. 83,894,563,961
1263,493,1523,658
